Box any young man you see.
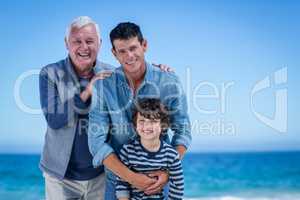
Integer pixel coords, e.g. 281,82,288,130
88,22,191,199
116,98,184,200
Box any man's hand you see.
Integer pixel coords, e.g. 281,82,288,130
152,63,174,72
176,145,187,159
144,170,169,195
103,154,156,193
80,71,113,102
128,172,157,191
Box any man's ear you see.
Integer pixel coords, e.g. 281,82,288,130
142,39,148,52
111,47,117,58
65,37,69,50
99,38,102,47
97,39,102,51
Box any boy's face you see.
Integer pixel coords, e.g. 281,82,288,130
136,113,162,141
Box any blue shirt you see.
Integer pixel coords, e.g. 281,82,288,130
88,62,192,167
39,57,113,180
64,76,103,180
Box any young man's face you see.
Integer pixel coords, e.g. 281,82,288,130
66,24,100,74
112,36,147,76
136,113,161,141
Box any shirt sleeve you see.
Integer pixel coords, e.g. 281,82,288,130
166,75,192,149
74,93,91,110
168,152,184,200
39,67,78,130
88,80,114,167
39,67,93,130
115,146,131,199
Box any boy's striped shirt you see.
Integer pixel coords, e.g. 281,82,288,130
116,139,184,200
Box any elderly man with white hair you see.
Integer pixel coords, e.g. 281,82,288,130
39,16,112,200
39,16,171,200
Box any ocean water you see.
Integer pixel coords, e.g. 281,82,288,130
1,152,300,200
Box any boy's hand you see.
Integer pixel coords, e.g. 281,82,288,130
144,170,169,195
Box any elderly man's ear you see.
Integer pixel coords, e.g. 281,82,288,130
97,38,102,48
64,37,69,50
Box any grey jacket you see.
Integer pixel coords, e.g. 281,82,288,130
39,57,113,179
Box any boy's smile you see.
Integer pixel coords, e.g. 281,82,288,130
136,113,162,142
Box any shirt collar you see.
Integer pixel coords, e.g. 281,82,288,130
117,61,155,87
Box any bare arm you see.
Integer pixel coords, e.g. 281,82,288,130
103,154,156,191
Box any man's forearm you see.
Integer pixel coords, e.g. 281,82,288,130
103,153,134,183
80,89,91,102
104,153,157,191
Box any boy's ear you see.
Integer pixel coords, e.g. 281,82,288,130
161,123,168,134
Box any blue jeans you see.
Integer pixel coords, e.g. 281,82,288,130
104,169,169,200
104,169,117,200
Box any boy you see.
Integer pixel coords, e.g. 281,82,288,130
116,98,184,200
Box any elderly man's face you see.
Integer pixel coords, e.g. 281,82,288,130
66,24,100,75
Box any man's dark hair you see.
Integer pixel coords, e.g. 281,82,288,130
132,98,169,134
110,22,144,49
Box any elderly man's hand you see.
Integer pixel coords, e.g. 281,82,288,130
80,70,113,102
144,170,169,195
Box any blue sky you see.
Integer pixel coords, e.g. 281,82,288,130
0,0,299,153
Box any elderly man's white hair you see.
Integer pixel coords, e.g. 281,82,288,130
65,16,101,43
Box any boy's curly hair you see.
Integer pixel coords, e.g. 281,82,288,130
132,98,170,134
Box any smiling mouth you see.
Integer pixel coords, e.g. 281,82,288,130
125,60,137,65
143,131,154,135
77,52,91,59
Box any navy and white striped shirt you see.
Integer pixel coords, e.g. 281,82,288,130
116,139,184,200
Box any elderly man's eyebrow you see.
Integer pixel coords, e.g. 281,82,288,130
86,38,96,41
